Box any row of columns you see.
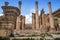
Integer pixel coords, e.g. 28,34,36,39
16,1,55,32
32,1,55,32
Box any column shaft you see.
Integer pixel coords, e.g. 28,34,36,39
16,16,21,31
35,1,39,30
48,2,55,31
22,16,25,30
32,13,36,30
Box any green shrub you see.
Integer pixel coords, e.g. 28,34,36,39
13,38,34,40
0,37,10,40
40,38,43,40
0,37,2,40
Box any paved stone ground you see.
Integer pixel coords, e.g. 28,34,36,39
10,31,60,40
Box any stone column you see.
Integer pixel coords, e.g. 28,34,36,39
20,15,22,30
39,16,41,29
32,13,36,30
24,16,25,30
58,18,60,30
5,2,9,6
48,2,55,31
35,1,39,30
18,1,22,10
45,15,49,32
22,16,25,30
41,9,45,27
40,9,46,32
39,16,40,29
16,16,21,31
18,1,22,15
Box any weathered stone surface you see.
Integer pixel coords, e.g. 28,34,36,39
0,1,60,37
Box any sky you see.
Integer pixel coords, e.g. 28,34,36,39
0,0,60,24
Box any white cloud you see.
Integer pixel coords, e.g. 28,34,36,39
30,9,35,13
25,9,41,24
25,14,32,24
0,13,3,16
25,9,34,24
39,11,41,15
30,9,41,15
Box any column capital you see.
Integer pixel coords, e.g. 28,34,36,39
5,2,9,6
48,2,51,4
41,9,45,14
18,1,22,5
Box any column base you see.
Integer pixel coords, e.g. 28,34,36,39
50,28,56,32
